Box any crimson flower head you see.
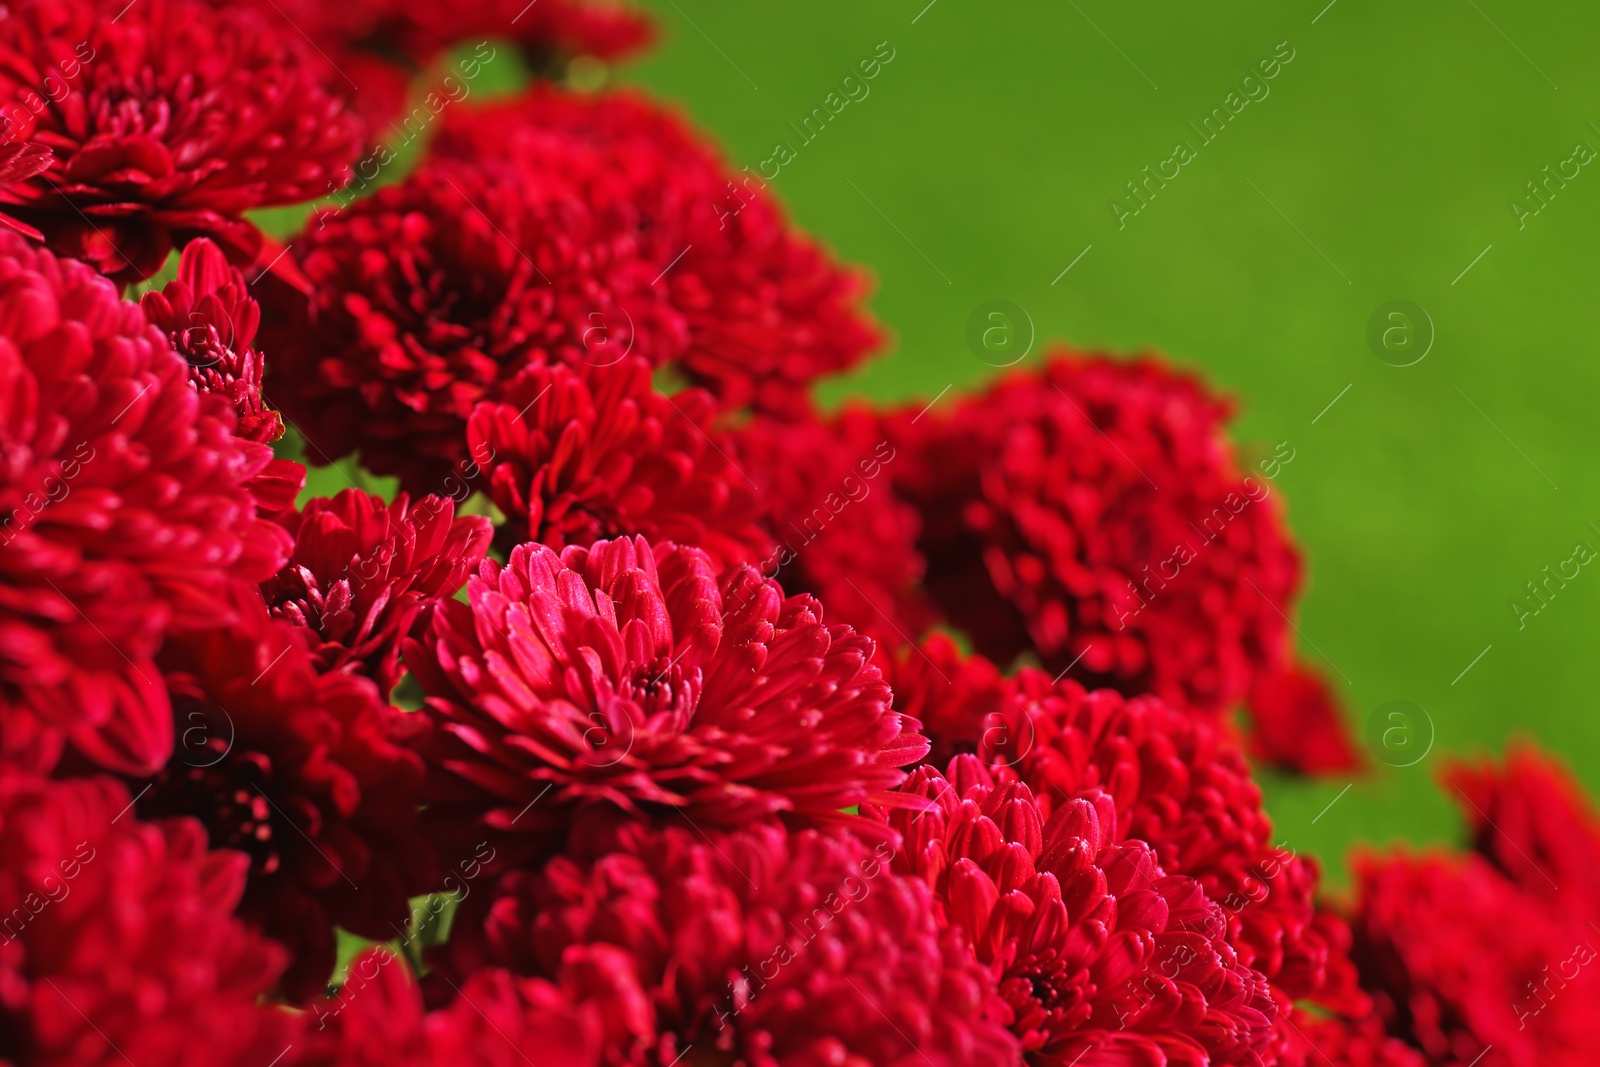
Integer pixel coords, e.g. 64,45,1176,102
890,646,1372,1050
1246,662,1364,775
375,0,654,72
884,632,1008,771
868,758,1277,1066
0,230,289,777
730,405,937,653
262,489,492,696
433,87,882,416
429,814,1019,1066
204,0,651,151
0,773,293,1065
302,948,602,1067
1277,1016,1427,1067
224,0,651,78
262,156,683,494
403,535,927,850
888,351,1356,771
1444,742,1600,915
143,592,433,1002
1351,848,1598,1067
467,359,773,567
0,0,363,285
140,238,281,445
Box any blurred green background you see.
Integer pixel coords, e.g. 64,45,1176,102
606,0,1600,889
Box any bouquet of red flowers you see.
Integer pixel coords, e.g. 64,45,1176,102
0,3,1593,1065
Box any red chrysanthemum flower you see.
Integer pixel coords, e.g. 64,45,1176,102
1350,848,1598,1067
0,231,289,776
429,813,1019,1066
887,351,1357,771
382,0,654,72
302,948,602,1067
0,142,50,240
140,239,281,445
0,773,293,1066
1277,1015,1427,1067
140,592,433,1001
403,535,927,858
868,758,1277,1065
212,0,651,152
1444,742,1600,918
138,237,303,524
1247,663,1364,775
467,359,772,567
730,404,937,654
225,0,651,78
888,644,1371,1053
883,632,1008,771
0,0,364,285
433,87,882,416
261,489,491,697
261,155,684,494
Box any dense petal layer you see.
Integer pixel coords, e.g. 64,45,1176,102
468,359,772,567
430,814,1020,1066
262,489,491,696
433,87,882,417
0,0,363,283
143,592,433,1000
403,536,925,854
885,351,1356,770
0,230,289,775
262,156,682,494
868,758,1278,1065
0,773,292,1065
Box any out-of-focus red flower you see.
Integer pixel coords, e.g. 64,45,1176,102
468,359,773,567
0,773,294,1066
1248,661,1365,775
433,87,882,417
1350,848,1598,1067
301,948,602,1067
731,405,937,655
0,0,363,285
883,632,1008,771
887,351,1358,771
1277,1015,1428,1067
1445,742,1600,917
141,592,433,1002
261,156,683,495
403,535,926,861
261,490,491,697
208,1,652,149
0,231,289,777
868,758,1277,1066
429,813,1020,1066
140,239,282,445
0,142,50,239
388,1,654,72
224,0,651,76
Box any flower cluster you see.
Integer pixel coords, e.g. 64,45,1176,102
883,352,1360,772
0,0,363,284
0,5,1583,1067
1346,745,1600,1067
